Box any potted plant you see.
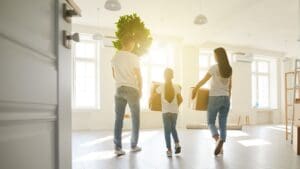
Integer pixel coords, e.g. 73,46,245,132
113,13,152,56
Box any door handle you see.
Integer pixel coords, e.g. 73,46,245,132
63,1,81,23
63,31,80,49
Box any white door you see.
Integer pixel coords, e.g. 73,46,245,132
0,0,79,169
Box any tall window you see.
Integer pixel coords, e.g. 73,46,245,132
140,41,175,108
199,51,217,88
252,59,270,108
72,35,100,110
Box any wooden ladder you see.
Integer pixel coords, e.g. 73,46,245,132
285,59,300,144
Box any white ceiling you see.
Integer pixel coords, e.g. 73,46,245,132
73,0,300,57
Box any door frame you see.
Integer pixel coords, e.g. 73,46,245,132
56,0,72,168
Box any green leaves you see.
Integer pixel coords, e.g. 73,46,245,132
113,13,152,56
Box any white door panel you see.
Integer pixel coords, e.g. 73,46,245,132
0,0,56,55
0,122,56,169
0,37,57,104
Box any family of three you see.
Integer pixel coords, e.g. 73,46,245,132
111,36,232,157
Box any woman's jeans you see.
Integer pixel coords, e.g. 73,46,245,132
162,113,179,149
207,96,230,141
114,86,140,149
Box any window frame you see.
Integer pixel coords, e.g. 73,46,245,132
198,51,214,88
251,59,271,109
71,34,101,112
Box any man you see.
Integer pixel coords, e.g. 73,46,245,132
111,36,142,156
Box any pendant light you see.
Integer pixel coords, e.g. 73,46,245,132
93,8,104,40
104,0,121,11
194,14,208,25
194,0,208,25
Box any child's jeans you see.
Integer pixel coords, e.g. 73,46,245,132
162,113,179,149
114,86,140,150
207,96,230,141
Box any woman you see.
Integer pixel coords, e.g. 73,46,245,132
192,47,232,155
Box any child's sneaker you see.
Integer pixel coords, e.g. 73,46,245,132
167,150,172,157
115,149,126,156
175,143,181,154
130,146,142,152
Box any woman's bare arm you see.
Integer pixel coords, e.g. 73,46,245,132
192,72,212,99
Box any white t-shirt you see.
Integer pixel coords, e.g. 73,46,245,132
156,84,181,114
208,65,231,96
111,51,140,90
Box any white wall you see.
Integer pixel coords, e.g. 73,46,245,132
72,24,283,130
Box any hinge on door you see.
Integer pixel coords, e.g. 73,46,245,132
63,2,81,23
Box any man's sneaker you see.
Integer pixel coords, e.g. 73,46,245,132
130,146,142,152
214,139,224,155
167,150,172,157
175,144,181,154
115,149,126,156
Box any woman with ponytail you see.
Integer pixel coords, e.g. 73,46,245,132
192,47,232,155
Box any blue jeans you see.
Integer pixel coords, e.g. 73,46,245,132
114,86,140,149
207,96,230,141
162,113,179,149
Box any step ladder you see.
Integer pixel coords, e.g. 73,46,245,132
289,59,300,144
285,72,294,140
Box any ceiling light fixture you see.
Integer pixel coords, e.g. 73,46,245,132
93,8,104,40
194,14,208,25
194,0,207,25
104,0,121,11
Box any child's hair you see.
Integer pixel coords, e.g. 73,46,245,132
164,68,173,77
214,47,232,78
121,35,135,46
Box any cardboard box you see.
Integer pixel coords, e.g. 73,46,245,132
149,82,162,111
294,104,300,126
293,125,300,155
189,87,209,111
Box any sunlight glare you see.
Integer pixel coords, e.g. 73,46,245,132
267,126,290,132
80,132,130,147
73,150,116,162
227,131,249,138
123,131,159,144
238,139,271,147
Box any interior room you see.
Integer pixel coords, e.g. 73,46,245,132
69,0,300,168
1,0,300,169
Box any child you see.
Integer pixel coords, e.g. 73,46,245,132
111,36,143,156
192,47,232,156
154,68,183,157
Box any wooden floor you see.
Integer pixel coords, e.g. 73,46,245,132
72,125,300,169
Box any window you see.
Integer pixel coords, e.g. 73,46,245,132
252,59,270,108
72,34,100,110
198,51,216,88
140,41,175,108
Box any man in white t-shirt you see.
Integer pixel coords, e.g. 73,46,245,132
111,36,142,156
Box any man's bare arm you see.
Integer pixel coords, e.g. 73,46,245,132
134,68,143,97
112,67,115,79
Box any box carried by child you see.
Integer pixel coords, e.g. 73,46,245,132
149,82,162,111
